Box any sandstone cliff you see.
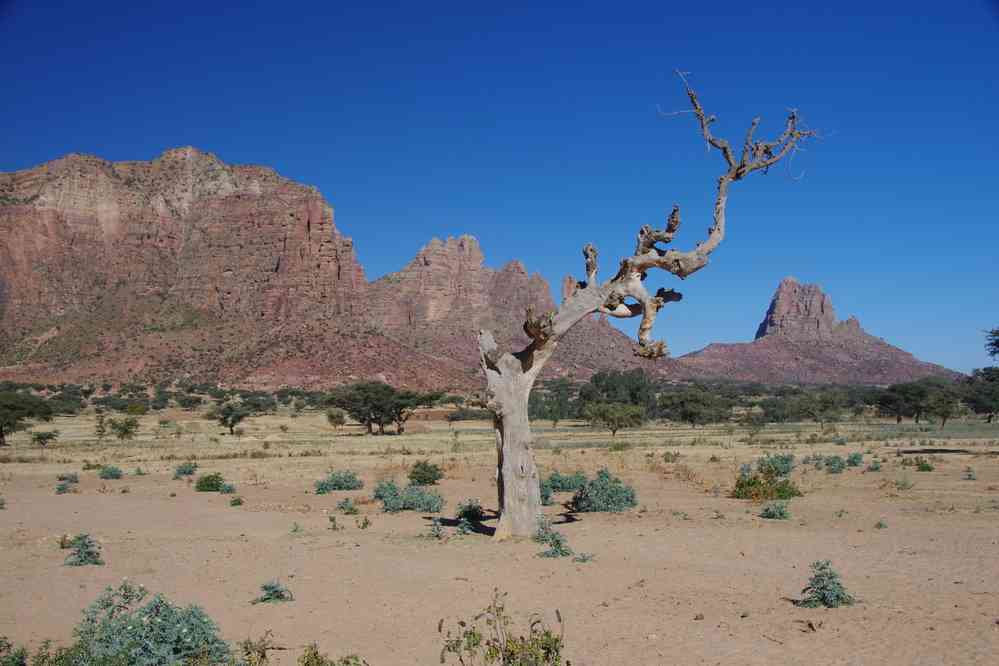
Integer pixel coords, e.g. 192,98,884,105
0,149,959,389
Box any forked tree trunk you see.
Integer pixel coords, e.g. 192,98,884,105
476,74,814,539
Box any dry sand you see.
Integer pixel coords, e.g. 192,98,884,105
1,413,998,664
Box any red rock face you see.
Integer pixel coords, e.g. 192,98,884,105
675,277,960,385
0,149,960,389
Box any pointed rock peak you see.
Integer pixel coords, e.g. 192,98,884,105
501,259,527,274
411,234,484,269
755,277,838,341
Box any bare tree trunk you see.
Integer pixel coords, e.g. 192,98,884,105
476,74,814,540
493,398,541,539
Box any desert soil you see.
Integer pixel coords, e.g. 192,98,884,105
1,412,998,664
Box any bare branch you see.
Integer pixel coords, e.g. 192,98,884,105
678,69,736,169
583,243,598,285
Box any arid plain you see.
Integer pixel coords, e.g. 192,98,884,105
2,412,998,664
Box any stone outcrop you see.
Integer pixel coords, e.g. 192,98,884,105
674,278,960,385
0,149,960,389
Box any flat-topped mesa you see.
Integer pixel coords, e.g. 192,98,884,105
755,277,842,341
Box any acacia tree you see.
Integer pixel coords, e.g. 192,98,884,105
477,75,815,539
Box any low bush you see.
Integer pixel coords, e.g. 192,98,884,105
57,472,79,483
2,581,231,665
195,473,225,492
439,589,565,665
230,496,244,507
219,483,237,494
795,560,855,608
546,470,587,492
373,479,399,501
540,478,554,506
97,466,123,480
846,452,863,467
379,483,444,513
756,453,795,478
251,580,293,604
456,498,485,522
299,644,371,666
408,460,444,486
731,475,802,501
824,456,846,474
64,534,103,566
866,461,882,472
336,498,359,515
315,470,364,494
55,481,75,495
174,462,198,478
570,469,637,513
759,501,789,520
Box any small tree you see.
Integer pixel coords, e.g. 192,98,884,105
388,390,442,434
965,367,999,424
987,327,999,359
0,391,53,447
325,407,347,431
477,74,814,537
926,389,959,429
581,402,645,437
108,416,140,441
217,401,249,435
31,430,60,447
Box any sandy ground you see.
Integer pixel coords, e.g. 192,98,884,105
2,412,999,664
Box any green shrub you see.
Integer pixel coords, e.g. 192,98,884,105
456,498,485,522
373,479,399,501
731,475,802,501
298,644,371,666
133,467,147,476
173,462,198,478
537,530,573,558
846,452,863,467
219,483,236,494
195,473,225,492
315,470,364,494
962,467,976,481
380,484,444,513
756,453,795,478
570,468,637,513
230,496,244,507
408,460,444,486
824,456,846,474
0,582,233,663
866,461,882,472
874,520,887,529
55,481,75,495
97,466,123,480
439,589,565,665
336,498,359,515
832,435,848,446
251,580,293,604
57,472,79,483
65,534,103,566
915,457,934,472
540,478,554,506
547,470,587,492
759,501,789,520
796,560,855,608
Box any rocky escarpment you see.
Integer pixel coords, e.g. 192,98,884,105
0,149,960,389
673,277,959,385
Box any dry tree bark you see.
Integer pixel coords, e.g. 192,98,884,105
478,73,816,539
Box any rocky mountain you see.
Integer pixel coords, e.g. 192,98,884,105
671,277,959,385
0,148,957,389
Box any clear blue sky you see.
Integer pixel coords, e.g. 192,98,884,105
2,1,997,372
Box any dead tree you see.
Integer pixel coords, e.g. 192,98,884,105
478,74,816,539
